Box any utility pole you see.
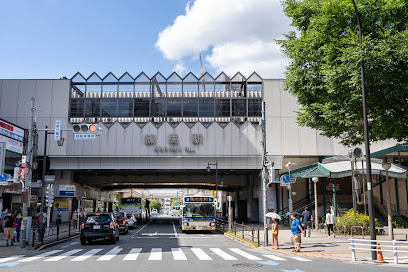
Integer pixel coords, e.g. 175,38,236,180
21,97,35,248
38,128,48,241
261,101,268,246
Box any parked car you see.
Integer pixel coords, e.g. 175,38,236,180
151,209,158,215
126,214,138,229
80,212,119,245
114,212,129,234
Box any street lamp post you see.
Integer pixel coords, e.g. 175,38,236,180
312,177,319,230
351,0,376,260
207,161,218,219
382,162,394,240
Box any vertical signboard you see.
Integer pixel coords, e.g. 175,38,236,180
0,142,5,174
54,120,61,141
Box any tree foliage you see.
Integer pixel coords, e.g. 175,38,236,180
278,0,408,145
171,198,181,207
148,199,162,210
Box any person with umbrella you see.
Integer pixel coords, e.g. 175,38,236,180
266,209,281,249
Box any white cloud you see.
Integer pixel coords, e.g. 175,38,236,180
174,62,186,75
156,0,294,78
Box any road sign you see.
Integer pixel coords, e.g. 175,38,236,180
77,195,82,201
0,173,7,181
74,134,96,140
59,185,75,197
0,181,9,186
54,120,61,141
44,175,55,183
282,175,290,183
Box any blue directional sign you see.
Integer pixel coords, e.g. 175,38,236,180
282,175,290,183
0,173,8,181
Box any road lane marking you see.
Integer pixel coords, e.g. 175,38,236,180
264,254,286,261
191,248,212,260
148,248,162,260
210,248,237,260
20,250,62,262
131,219,152,238
97,247,122,261
289,256,311,262
171,221,178,237
171,248,187,260
71,249,103,261
45,249,83,262
0,255,24,263
123,248,142,261
229,248,262,260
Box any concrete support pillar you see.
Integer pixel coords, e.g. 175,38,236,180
395,178,400,216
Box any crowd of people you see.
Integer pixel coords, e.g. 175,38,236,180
0,208,23,246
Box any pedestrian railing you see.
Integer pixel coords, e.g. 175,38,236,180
349,238,408,264
351,226,365,238
216,219,261,247
31,221,77,247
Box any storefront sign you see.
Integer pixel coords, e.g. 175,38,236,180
0,120,24,142
59,185,76,197
53,200,68,211
0,135,23,154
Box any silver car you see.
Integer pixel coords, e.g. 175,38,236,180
126,214,138,229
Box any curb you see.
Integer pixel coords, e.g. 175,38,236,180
218,230,258,249
34,234,80,251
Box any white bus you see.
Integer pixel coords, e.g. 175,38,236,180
180,194,216,232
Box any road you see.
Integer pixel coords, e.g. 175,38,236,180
0,215,405,271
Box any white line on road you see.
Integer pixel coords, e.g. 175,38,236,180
131,219,152,238
289,256,311,262
148,248,162,260
264,254,287,261
229,248,262,261
0,255,24,263
171,248,187,260
171,221,178,238
191,248,212,260
97,247,122,261
71,249,103,262
210,248,237,260
20,250,62,262
123,248,142,261
45,249,83,262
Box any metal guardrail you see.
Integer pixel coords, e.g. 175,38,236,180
216,219,261,247
31,221,76,247
349,238,408,264
351,226,365,238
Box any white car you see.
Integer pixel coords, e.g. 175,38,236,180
126,214,138,229
151,209,158,215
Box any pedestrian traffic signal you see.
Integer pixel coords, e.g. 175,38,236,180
72,123,102,136
12,167,21,183
45,184,54,206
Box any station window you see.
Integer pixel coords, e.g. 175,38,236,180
232,99,247,116
167,98,182,117
117,99,133,117
215,99,231,117
134,98,150,117
183,98,198,117
151,98,166,117
85,98,101,117
101,99,117,117
248,99,262,116
70,99,84,117
199,98,215,117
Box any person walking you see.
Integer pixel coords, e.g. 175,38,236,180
72,210,78,227
301,207,313,237
325,209,335,238
1,208,9,230
3,210,14,246
291,213,305,252
271,218,279,249
56,209,62,225
14,213,22,243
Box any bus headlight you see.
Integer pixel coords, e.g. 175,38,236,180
183,222,189,226
210,222,216,226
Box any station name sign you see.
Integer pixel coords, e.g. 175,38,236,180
184,197,214,202
144,133,203,153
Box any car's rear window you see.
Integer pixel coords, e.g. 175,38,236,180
86,215,110,223
126,215,132,219
115,213,125,219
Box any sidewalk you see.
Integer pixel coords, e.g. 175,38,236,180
232,222,408,265
0,223,79,253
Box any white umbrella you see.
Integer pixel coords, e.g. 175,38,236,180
265,212,281,220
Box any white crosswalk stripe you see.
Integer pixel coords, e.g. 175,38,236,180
149,248,162,260
71,248,103,262
20,250,62,262
45,249,83,262
98,247,122,261
191,248,212,260
229,248,262,261
210,248,237,260
0,255,25,263
289,256,312,262
171,248,187,260
264,254,287,261
123,248,142,261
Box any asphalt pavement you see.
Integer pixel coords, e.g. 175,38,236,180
0,215,405,272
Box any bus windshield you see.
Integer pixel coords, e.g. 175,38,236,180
183,203,214,218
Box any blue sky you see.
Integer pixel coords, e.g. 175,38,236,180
0,0,293,80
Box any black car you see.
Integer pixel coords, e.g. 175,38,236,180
80,212,119,245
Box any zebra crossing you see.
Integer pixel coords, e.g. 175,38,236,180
0,247,312,264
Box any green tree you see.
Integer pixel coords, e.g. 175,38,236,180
171,198,181,206
149,199,162,210
278,0,408,145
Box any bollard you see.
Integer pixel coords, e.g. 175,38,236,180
57,225,60,240
32,229,35,248
242,223,244,240
252,224,254,243
257,226,260,247
351,239,356,261
393,240,398,264
234,222,237,236
69,223,71,237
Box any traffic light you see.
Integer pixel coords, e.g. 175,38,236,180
45,184,54,207
72,123,102,139
13,167,21,183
